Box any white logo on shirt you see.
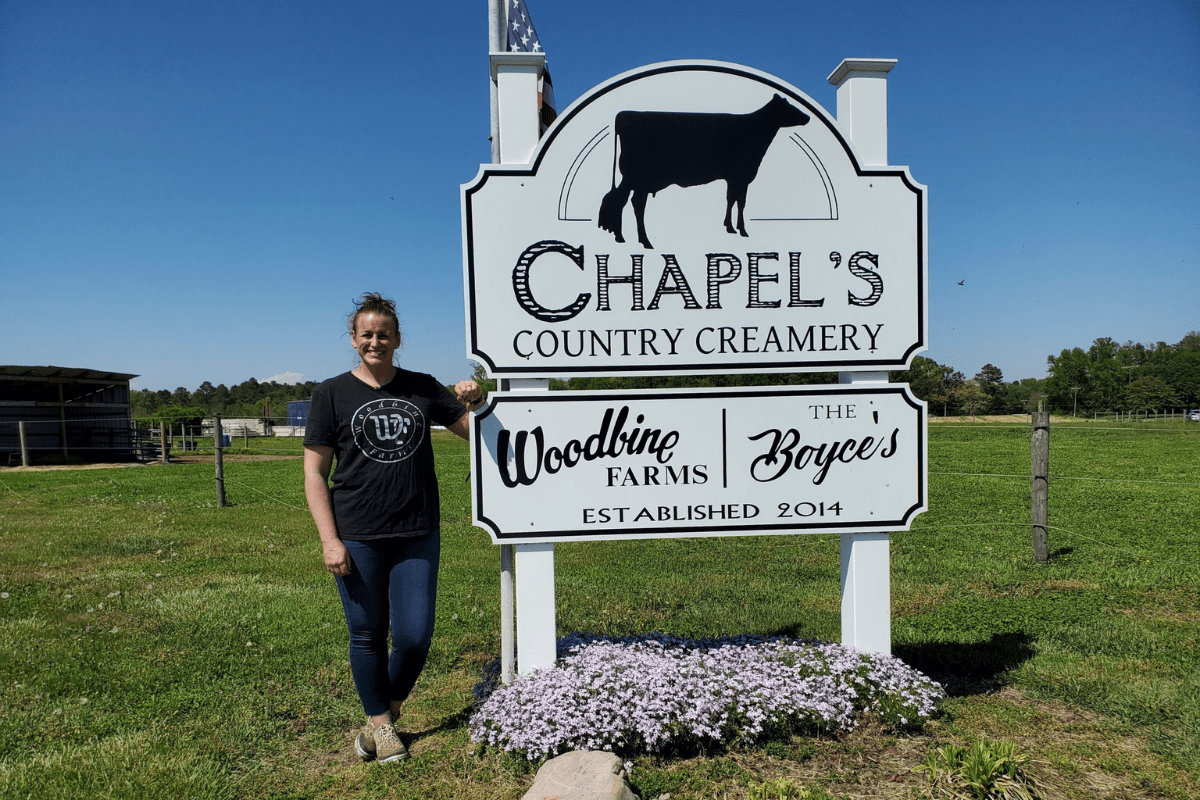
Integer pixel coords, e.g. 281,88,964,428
351,399,424,463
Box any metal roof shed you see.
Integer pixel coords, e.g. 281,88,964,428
0,365,138,465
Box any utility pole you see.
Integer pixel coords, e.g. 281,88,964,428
1071,386,1081,417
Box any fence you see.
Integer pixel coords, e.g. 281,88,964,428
2,414,1196,574
4,413,1197,539
926,405,1197,421
0,416,295,467
923,414,1200,565
1083,409,1196,423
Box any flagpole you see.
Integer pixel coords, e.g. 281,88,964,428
488,0,502,165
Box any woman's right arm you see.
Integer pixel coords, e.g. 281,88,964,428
304,444,352,577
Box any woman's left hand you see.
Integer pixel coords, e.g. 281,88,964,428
454,380,483,407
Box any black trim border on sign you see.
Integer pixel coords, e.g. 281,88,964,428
469,384,927,543
463,61,927,378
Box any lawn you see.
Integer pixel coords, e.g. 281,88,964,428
0,418,1197,799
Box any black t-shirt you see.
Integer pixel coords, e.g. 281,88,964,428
304,369,465,540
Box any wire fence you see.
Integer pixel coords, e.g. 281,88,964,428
1,412,1195,464
0,414,491,466
2,413,1196,570
920,403,1197,421
0,415,309,466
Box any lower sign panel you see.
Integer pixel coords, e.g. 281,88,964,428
471,385,927,543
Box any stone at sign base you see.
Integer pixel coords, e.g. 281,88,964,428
521,750,639,800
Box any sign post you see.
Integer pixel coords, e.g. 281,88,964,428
488,0,514,686
468,57,927,671
829,58,900,654
491,47,558,676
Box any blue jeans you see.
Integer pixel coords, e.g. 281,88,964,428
334,532,440,717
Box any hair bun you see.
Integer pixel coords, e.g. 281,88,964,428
348,292,401,341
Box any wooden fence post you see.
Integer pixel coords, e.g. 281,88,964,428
1031,410,1050,563
159,422,168,465
215,414,226,507
58,384,69,461
18,421,30,467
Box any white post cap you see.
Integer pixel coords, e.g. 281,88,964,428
826,58,897,167
490,51,545,81
827,58,897,86
491,52,545,165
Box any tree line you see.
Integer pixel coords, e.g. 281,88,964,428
890,330,1198,415
135,329,1198,427
471,361,1044,417
131,378,320,427
1043,331,1199,414
475,330,1199,417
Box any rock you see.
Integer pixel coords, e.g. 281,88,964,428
520,751,639,800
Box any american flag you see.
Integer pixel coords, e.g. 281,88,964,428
506,0,556,128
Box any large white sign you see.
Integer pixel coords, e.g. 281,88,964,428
463,61,927,378
470,385,926,543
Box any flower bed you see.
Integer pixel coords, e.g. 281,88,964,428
470,633,945,760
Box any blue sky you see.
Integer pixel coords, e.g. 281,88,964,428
2,0,1197,392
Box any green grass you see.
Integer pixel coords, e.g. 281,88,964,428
0,421,1197,799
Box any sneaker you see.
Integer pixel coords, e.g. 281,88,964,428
354,722,377,762
372,721,409,763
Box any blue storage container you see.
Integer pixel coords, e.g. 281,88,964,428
287,401,311,426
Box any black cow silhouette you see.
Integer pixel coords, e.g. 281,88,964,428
597,94,810,249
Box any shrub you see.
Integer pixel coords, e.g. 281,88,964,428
470,633,944,760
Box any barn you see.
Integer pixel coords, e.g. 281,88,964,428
0,365,138,466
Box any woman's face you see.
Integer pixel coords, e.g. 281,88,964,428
352,312,399,369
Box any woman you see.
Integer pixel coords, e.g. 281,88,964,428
303,292,482,763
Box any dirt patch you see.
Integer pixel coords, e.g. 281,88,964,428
716,719,932,800
1041,579,1100,592
693,696,1181,800
922,687,1192,800
893,584,951,617
288,685,1193,800
0,462,144,473
1117,606,1200,623
640,687,1192,800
